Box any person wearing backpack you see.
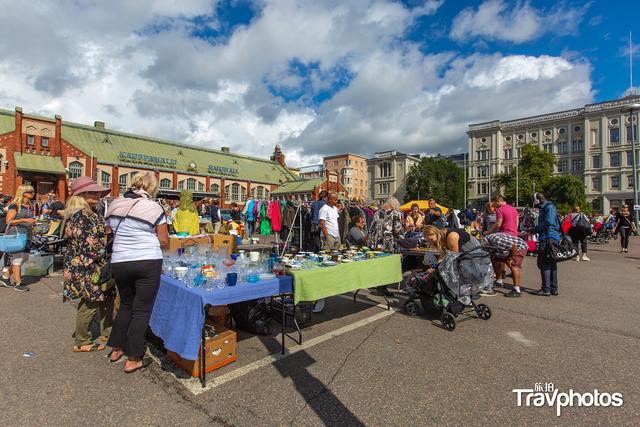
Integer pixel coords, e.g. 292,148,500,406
568,205,591,261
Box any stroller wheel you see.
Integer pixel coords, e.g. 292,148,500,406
403,300,420,317
596,237,606,245
441,312,456,331
476,304,492,320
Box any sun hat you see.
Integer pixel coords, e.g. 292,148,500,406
70,176,111,196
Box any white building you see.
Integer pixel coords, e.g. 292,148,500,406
367,150,420,202
467,95,640,212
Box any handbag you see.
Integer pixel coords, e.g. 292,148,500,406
94,200,141,286
545,236,578,262
0,230,27,253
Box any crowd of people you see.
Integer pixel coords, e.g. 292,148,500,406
310,191,636,299
0,179,636,371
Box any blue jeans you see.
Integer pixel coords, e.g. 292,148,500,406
536,241,558,293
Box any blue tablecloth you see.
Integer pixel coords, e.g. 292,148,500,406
150,274,293,360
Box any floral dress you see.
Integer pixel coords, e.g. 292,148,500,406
63,209,114,303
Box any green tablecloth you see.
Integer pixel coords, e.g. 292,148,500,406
289,254,403,304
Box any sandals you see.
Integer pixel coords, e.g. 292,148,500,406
73,343,106,352
108,350,124,363
124,358,152,374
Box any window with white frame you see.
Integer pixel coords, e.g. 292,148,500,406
210,183,220,194
69,161,83,179
610,128,620,145
27,135,35,146
543,143,553,153
256,186,264,198
224,185,230,201
101,171,111,188
592,177,600,191
571,139,583,152
41,137,49,148
503,149,512,159
231,183,240,201
160,178,172,189
379,182,389,194
186,178,196,190
198,181,204,191
119,174,128,192
379,163,392,178
610,152,621,167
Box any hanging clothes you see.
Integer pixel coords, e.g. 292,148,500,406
269,200,282,232
369,208,404,253
260,201,272,235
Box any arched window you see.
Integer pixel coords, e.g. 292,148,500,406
160,178,172,189
231,183,240,201
177,180,184,190
264,188,269,199
224,185,230,201
198,181,204,191
186,178,196,190
250,187,256,198
256,186,264,199
119,174,128,192
240,185,247,202
210,183,220,194
69,161,83,179
101,171,111,188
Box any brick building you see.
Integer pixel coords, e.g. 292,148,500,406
323,153,368,199
0,107,297,204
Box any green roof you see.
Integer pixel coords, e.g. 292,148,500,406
271,178,323,195
60,122,297,185
14,153,66,174
0,110,16,135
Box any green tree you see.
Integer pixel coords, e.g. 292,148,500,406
542,175,588,214
405,157,464,207
493,144,556,206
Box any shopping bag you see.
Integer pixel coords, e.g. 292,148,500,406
545,237,578,262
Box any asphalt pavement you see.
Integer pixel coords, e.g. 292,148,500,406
0,238,639,426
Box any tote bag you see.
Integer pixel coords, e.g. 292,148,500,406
0,230,27,253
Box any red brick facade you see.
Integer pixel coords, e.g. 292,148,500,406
0,108,94,202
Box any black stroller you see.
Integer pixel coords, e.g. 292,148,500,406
402,247,493,331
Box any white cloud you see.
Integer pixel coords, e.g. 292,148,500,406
0,0,594,168
450,0,589,44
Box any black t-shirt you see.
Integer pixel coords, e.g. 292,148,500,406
48,201,65,220
230,210,241,221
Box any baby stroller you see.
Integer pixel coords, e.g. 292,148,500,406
402,247,493,331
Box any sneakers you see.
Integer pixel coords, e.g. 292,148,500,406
551,290,559,296
13,283,29,292
533,289,551,297
0,276,11,288
581,254,590,261
480,290,497,297
575,255,580,261
504,290,522,298
493,281,503,288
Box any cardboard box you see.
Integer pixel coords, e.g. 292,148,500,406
168,235,213,253
167,329,237,377
212,234,237,254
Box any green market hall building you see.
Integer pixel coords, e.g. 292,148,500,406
0,107,297,204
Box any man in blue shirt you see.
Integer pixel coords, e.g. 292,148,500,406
531,193,560,296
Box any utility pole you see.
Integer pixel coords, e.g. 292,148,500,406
515,150,519,208
463,152,467,208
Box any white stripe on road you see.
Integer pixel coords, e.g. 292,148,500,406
180,303,395,395
506,331,535,347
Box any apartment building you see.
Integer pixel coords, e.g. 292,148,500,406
323,153,368,199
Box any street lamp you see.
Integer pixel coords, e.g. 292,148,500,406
624,103,640,231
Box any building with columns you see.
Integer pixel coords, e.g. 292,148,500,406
366,150,420,203
467,95,640,212
0,107,297,204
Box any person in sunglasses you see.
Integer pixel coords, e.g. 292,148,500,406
1,185,37,292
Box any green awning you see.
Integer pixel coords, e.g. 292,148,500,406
14,153,66,174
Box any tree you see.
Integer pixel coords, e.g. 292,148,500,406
542,175,588,214
405,157,464,207
493,144,556,206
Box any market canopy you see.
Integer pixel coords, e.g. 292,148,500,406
13,153,66,174
400,200,449,214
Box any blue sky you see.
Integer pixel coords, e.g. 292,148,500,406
0,0,639,165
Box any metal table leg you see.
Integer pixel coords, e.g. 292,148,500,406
281,294,286,355
200,323,206,388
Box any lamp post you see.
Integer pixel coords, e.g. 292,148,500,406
624,103,640,230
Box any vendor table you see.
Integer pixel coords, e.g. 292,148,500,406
288,254,403,306
150,274,293,387
237,243,273,253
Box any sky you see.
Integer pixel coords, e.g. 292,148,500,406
0,0,638,167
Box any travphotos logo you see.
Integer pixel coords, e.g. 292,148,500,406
513,383,623,416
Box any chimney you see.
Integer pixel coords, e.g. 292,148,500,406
221,147,230,153
94,121,105,129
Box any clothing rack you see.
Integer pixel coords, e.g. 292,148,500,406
280,202,304,256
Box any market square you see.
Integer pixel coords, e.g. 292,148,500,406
1,1,640,426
